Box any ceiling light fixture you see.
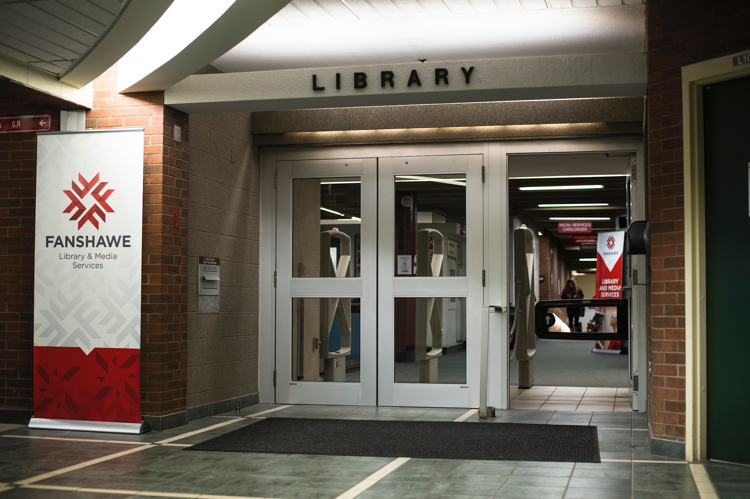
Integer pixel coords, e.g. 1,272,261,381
395,175,466,187
519,185,604,191
321,207,345,216
539,203,609,208
550,217,610,221
580,258,597,262
320,180,361,185
510,174,628,180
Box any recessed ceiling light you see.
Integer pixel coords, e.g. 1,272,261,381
519,185,604,191
539,203,609,207
538,231,543,236
550,217,610,221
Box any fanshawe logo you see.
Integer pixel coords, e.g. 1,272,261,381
63,173,114,229
606,235,616,250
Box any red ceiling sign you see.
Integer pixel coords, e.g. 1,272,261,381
0,114,51,134
558,222,592,233
572,234,598,244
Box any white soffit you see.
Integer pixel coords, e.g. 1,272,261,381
117,0,289,93
212,1,646,73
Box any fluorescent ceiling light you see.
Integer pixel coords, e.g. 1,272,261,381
320,181,361,185
550,217,610,221
396,175,466,187
321,207,345,216
580,258,597,261
510,174,628,180
519,185,604,191
539,203,609,208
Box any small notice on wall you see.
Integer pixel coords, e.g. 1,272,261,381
397,255,412,275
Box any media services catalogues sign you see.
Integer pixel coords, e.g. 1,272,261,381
32,130,144,432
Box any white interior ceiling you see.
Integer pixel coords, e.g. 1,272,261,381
0,0,126,76
212,0,646,73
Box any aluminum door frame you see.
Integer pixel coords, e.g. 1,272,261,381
377,154,485,408
274,157,377,406
487,137,647,412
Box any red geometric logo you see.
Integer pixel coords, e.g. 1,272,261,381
63,173,114,230
606,235,616,250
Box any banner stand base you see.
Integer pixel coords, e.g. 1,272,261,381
28,417,149,434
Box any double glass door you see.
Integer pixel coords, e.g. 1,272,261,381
275,154,483,407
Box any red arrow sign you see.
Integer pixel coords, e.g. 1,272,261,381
558,222,592,233
0,114,52,134
572,235,598,244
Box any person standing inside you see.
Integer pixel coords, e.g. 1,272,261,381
561,279,584,331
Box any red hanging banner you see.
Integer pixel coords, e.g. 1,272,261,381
572,235,598,244
558,221,592,233
595,231,625,299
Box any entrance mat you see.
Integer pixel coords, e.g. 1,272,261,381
185,417,600,463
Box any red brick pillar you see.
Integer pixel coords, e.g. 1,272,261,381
0,96,60,421
87,66,189,430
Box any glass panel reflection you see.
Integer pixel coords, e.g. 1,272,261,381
293,177,361,278
394,297,466,384
292,298,361,382
394,174,466,277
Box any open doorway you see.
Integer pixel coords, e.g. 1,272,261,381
507,153,632,412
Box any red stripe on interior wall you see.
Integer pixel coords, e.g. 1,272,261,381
34,347,141,423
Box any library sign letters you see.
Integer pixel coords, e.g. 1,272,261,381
33,130,144,431
312,66,475,91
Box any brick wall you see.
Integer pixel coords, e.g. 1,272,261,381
646,0,750,442
0,95,59,416
87,66,190,425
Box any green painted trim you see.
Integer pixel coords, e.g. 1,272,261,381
650,435,686,460
186,393,260,422
143,411,187,432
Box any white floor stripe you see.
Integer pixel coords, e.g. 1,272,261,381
335,457,411,499
690,463,720,499
15,444,154,485
602,459,688,463
20,483,269,498
2,435,144,445
157,418,245,444
245,405,292,418
453,409,477,422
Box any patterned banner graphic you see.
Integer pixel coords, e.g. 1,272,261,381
33,130,144,430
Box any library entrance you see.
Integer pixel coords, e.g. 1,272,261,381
262,138,646,411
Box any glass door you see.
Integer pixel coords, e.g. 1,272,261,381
275,158,377,405
377,155,484,407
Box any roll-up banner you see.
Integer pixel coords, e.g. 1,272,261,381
595,231,625,299
31,129,145,434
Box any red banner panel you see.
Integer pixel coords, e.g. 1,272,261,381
558,222,592,233
34,347,141,423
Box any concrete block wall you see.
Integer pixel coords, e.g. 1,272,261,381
0,94,59,419
646,0,750,443
187,112,259,415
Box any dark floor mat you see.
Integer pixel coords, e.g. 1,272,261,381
185,417,600,463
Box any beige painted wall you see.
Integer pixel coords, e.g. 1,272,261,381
187,112,260,409
574,273,596,300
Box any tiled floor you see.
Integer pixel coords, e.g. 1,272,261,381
510,386,632,412
0,403,746,499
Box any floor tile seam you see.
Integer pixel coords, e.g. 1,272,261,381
20,484,267,499
1,435,147,445
13,443,156,486
631,442,635,499
493,460,521,498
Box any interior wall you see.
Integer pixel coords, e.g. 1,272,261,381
646,0,750,445
187,112,260,414
575,274,597,300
